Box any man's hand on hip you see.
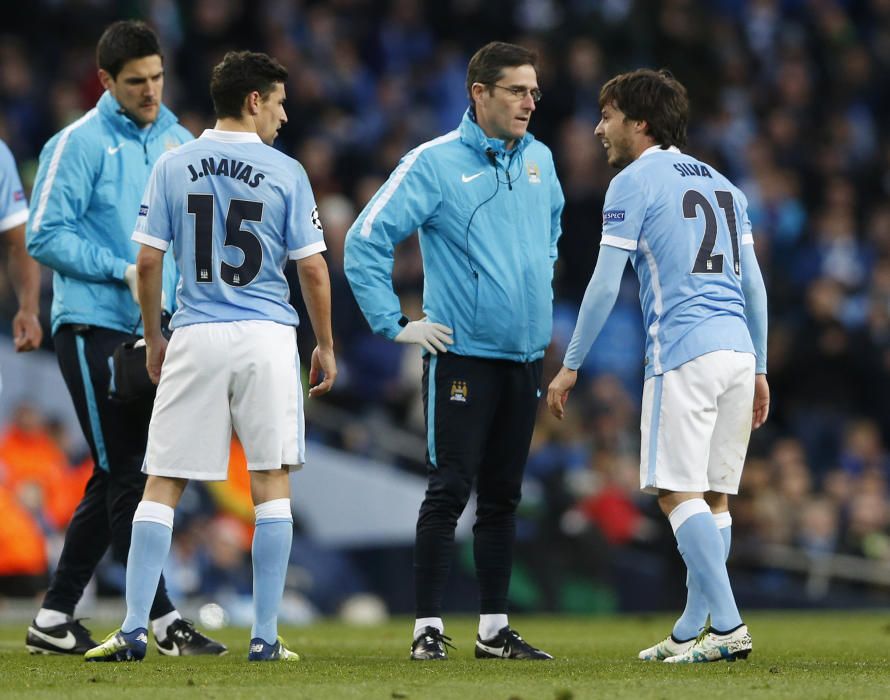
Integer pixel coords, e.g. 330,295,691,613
395,318,454,355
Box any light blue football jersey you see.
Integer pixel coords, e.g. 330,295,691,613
601,146,754,378
0,139,28,232
133,129,325,329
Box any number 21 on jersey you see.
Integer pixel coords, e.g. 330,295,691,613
684,189,740,276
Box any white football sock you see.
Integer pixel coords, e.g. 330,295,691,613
479,614,509,640
35,608,69,628
414,617,444,640
151,609,181,642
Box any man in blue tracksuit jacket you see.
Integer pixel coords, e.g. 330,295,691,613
24,21,224,658
345,42,564,661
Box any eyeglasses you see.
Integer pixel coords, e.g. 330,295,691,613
490,84,543,103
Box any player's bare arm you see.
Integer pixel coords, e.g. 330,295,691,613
4,222,43,352
547,366,577,420
136,244,167,384
752,373,770,430
296,252,336,397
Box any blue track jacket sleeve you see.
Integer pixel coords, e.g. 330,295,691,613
549,163,565,261
344,150,442,339
563,245,630,370
741,242,768,374
27,136,129,282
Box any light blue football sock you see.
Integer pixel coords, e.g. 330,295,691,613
672,513,732,640
122,502,174,634
251,499,293,644
672,574,706,641
720,523,732,561
670,501,741,634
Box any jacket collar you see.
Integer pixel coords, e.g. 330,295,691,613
97,90,179,140
458,108,534,161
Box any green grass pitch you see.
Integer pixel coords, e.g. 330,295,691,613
1,612,888,699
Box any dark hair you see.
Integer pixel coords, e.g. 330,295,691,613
466,41,537,107
210,51,289,119
599,69,689,149
96,21,162,78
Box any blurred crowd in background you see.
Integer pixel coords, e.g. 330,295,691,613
3,0,890,619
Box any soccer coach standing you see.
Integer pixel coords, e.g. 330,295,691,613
345,41,563,661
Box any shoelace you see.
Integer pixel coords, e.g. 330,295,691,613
501,628,541,654
170,619,197,642
70,618,93,635
99,630,121,644
504,629,527,646
417,630,455,651
695,616,711,644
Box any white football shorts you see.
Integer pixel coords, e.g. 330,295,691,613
144,320,304,481
639,349,755,495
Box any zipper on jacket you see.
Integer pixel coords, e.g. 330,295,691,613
506,150,519,191
142,122,155,164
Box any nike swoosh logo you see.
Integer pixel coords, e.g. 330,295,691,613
461,172,484,183
476,641,507,657
107,144,125,155
28,627,77,650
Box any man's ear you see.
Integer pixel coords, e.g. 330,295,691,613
245,90,261,116
98,68,114,91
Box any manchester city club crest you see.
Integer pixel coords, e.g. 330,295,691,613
449,380,468,403
526,161,541,184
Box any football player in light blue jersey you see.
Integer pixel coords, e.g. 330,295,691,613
548,69,769,664
0,138,42,356
131,111,324,330
25,21,224,660
85,51,336,664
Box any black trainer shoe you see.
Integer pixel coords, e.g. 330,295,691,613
475,626,553,660
26,618,97,655
155,618,227,656
410,626,454,660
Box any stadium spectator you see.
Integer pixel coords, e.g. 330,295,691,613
0,403,88,530
0,484,48,598
345,40,562,661
23,20,224,657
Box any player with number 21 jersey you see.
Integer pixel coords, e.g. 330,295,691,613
600,146,755,378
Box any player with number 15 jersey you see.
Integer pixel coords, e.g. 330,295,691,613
83,52,335,664
133,131,325,330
